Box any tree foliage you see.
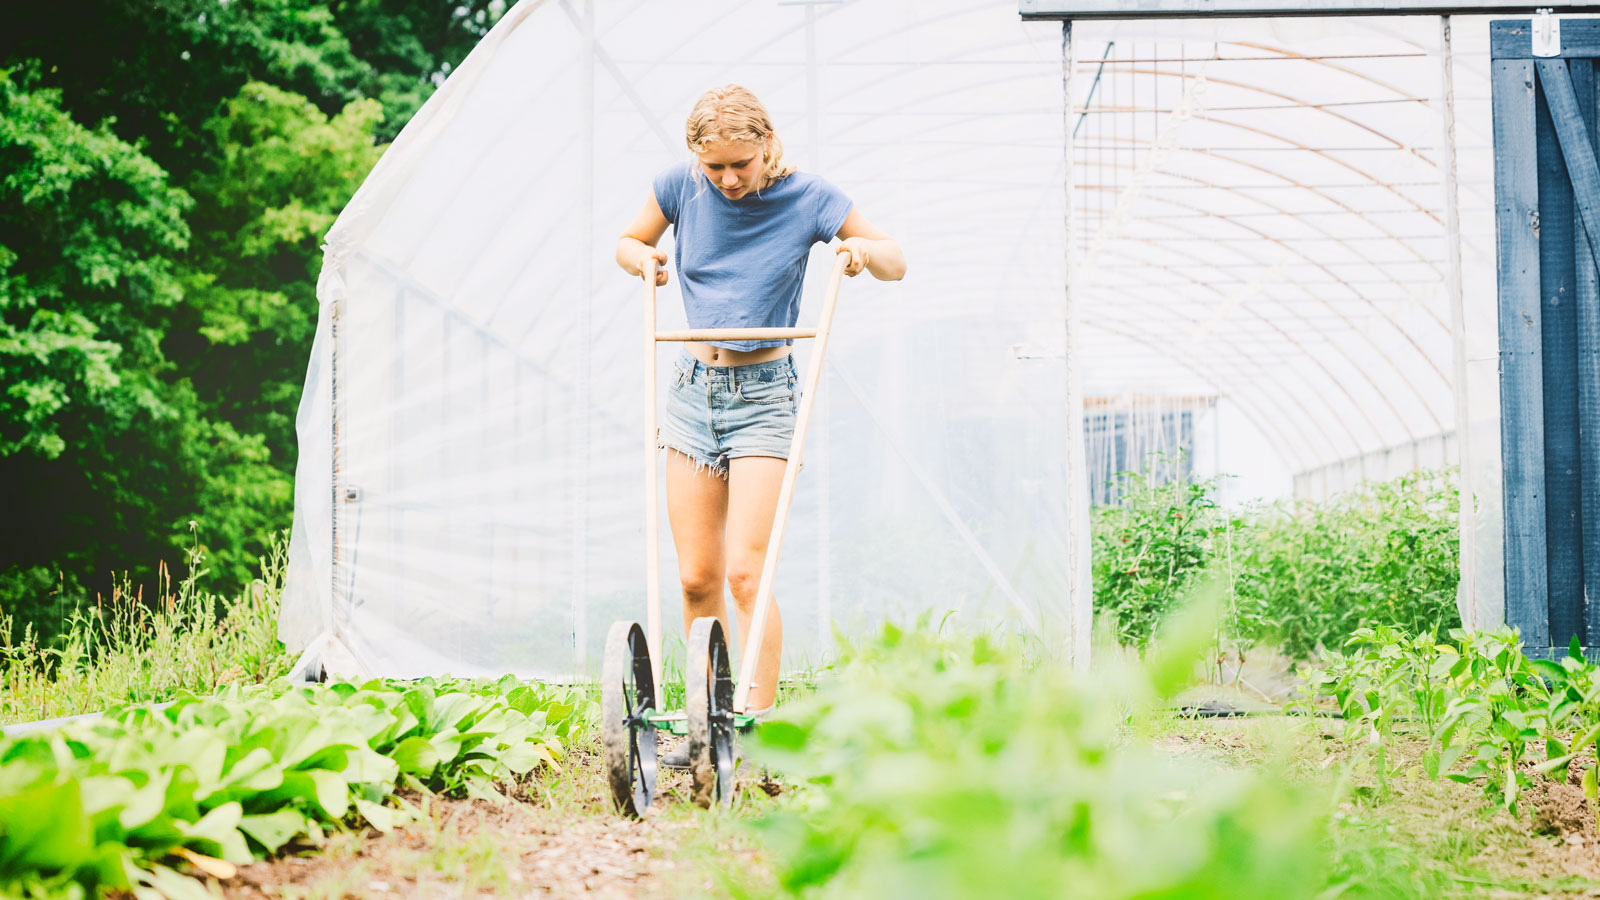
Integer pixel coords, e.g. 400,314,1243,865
180,82,384,467
0,1,507,641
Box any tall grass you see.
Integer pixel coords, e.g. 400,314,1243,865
0,527,294,725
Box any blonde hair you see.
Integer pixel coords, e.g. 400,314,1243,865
684,85,795,193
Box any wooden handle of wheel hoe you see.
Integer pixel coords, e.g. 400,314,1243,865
642,257,663,699
733,251,851,714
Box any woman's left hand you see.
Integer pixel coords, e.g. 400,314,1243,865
837,237,871,277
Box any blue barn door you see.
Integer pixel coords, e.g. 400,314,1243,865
1492,19,1600,656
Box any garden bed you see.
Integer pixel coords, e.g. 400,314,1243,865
220,744,771,900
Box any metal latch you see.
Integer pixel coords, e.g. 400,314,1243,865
1534,8,1561,58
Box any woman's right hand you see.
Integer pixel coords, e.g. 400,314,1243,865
640,248,669,286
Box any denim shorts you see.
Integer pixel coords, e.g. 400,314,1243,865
658,352,799,479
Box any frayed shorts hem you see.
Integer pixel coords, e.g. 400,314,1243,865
658,437,730,481
657,437,792,481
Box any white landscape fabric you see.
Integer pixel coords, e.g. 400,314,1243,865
282,0,1075,678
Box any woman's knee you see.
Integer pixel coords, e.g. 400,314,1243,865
679,565,724,601
725,559,765,606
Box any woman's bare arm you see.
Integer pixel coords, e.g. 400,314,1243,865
835,207,906,281
617,190,672,285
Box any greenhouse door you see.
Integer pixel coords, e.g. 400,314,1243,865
1493,17,1600,657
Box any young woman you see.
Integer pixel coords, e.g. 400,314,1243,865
615,85,906,765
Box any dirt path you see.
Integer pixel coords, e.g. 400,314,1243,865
220,739,776,900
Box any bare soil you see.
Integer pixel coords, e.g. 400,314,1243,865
208,738,776,900
1527,767,1597,842
144,700,1600,899
1515,764,1600,888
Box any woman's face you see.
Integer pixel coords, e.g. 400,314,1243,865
696,139,767,200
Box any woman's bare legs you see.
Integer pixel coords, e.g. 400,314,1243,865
665,450,729,636
725,456,786,711
664,450,785,711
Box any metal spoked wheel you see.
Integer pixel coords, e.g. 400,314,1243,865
687,616,737,809
602,621,658,817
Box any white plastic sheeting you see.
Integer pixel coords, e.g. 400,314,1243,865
1291,431,1455,499
1062,13,1507,628
283,0,1521,676
282,0,1077,678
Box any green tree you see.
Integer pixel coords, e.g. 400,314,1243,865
330,0,510,141
0,67,190,460
0,1,509,641
176,82,384,468
0,0,506,168
0,68,289,631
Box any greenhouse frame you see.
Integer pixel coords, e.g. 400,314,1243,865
281,0,1600,678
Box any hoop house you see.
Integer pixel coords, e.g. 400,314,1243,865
281,0,1551,677
281,0,1078,678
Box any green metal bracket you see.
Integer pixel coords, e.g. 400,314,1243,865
639,708,761,735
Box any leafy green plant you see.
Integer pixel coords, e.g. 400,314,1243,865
1515,637,1600,828
1091,464,1460,663
740,613,1359,900
0,673,584,900
1422,629,1544,812
1299,627,1418,794
1229,470,1460,659
1091,463,1222,650
1296,625,1600,818
1296,625,1472,796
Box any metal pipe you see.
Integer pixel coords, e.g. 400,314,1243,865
1439,14,1476,627
1064,19,1094,672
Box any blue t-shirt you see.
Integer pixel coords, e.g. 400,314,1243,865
653,161,853,350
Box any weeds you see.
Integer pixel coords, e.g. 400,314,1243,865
0,527,294,726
